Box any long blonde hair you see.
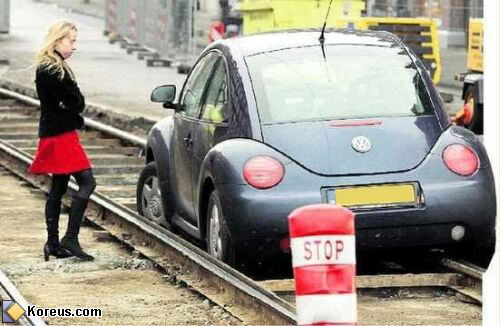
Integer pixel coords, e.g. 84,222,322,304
35,20,77,80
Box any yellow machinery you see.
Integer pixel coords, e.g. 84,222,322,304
239,0,365,34
454,18,484,134
466,18,483,73
335,17,441,84
239,1,441,84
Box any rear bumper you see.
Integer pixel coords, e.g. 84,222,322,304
217,166,496,260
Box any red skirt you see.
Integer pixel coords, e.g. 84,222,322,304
28,131,92,175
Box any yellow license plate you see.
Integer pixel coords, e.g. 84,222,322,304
334,184,417,207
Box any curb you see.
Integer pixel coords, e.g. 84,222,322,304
107,35,196,74
59,7,104,20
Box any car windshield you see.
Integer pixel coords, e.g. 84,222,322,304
245,44,433,124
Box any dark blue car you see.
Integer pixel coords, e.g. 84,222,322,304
137,29,496,269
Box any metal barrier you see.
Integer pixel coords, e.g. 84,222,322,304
365,0,483,49
0,0,9,34
167,0,194,58
104,0,195,60
143,0,168,53
104,0,118,35
117,0,129,40
126,0,142,43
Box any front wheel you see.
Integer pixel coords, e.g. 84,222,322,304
137,162,168,227
206,190,236,265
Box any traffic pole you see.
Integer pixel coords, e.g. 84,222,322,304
288,204,357,325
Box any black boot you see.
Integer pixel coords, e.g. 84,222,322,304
60,196,94,261
44,198,73,261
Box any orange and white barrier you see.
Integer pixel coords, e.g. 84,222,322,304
209,21,225,43
106,0,118,34
288,204,357,325
453,102,474,126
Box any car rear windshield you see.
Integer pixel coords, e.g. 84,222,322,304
245,44,433,124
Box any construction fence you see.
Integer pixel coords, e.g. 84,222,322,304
0,0,9,34
105,0,195,60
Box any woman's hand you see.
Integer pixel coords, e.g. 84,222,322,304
58,101,68,110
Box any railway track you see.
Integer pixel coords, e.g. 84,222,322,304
0,268,45,326
0,87,485,325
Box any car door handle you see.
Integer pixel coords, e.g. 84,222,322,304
184,135,193,147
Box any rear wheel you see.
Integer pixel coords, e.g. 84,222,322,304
206,190,235,265
137,162,167,227
463,86,483,134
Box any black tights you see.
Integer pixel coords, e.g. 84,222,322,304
48,168,96,201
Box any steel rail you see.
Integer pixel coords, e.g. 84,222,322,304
0,87,147,148
0,269,47,326
441,258,484,280
441,258,483,303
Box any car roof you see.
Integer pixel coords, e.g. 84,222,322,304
216,28,402,57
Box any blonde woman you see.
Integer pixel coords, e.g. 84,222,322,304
29,20,96,261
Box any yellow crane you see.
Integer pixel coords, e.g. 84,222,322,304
239,0,441,84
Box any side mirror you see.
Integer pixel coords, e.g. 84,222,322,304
151,85,176,109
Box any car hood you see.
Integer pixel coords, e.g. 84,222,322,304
261,116,442,176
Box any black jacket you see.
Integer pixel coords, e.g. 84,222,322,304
35,59,85,138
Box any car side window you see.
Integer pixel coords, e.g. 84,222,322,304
181,52,220,118
200,60,228,124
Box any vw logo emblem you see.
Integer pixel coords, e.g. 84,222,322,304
351,136,372,153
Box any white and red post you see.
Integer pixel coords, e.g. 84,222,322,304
209,21,225,43
288,204,357,326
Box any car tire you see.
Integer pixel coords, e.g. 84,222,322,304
206,190,236,266
464,86,483,134
137,161,169,227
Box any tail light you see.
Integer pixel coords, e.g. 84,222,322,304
243,156,284,189
442,144,479,176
